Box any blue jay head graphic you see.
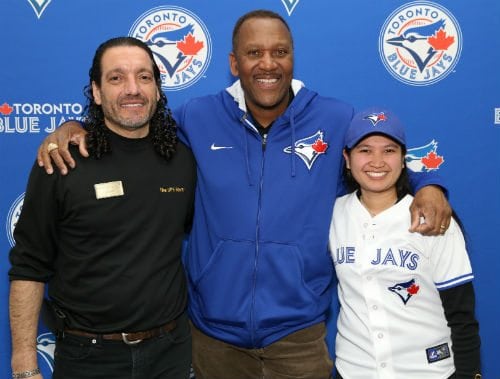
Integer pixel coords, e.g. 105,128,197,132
37,332,56,372
405,139,444,172
283,130,328,170
364,112,387,126
27,0,52,18
388,278,420,305
385,19,452,73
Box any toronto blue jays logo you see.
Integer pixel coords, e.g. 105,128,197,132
37,332,56,374
280,0,300,16
283,130,328,170
379,1,462,86
6,193,24,247
26,0,52,19
364,112,387,126
129,6,212,91
388,278,420,305
405,139,444,172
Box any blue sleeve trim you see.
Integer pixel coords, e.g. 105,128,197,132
435,273,474,290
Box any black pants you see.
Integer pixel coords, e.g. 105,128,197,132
53,312,191,379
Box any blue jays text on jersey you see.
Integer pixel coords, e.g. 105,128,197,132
333,246,419,270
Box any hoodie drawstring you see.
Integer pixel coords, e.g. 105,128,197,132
241,115,254,186
290,107,296,178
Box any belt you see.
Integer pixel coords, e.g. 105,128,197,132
65,319,177,345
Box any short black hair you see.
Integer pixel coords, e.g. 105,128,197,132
232,9,293,52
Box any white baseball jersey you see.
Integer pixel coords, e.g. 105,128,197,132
329,193,473,379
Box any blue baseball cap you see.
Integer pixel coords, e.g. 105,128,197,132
344,107,406,149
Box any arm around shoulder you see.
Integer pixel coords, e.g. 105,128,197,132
37,120,88,175
408,170,452,236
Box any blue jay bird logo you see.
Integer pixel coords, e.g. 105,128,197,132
386,19,448,73
364,112,387,126
379,2,462,86
405,139,444,172
281,0,301,16
388,278,420,305
37,332,56,374
283,130,329,170
129,6,212,91
26,0,52,19
6,193,24,247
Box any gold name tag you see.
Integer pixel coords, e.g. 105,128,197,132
94,181,124,199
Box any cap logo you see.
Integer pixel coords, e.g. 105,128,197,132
364,112,387,126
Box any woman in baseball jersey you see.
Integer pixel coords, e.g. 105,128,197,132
329,107,481,379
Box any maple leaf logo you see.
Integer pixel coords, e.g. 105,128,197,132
312,139,328,153
177,33,204,56
422,151,444,169
0,102,14,115
428,28,455,50
407,284,420,295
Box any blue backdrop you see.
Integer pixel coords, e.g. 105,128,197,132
1,0,499,377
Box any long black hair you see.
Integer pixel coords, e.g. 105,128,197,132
82,36,177,160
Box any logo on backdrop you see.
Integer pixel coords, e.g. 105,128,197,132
37,332,56,375
6,193,24,247
379,1,462,86
405,139,444,172
129,6,212,91
495,108,500,125
0,101,83,134
281,0,300,16
27,0,52,19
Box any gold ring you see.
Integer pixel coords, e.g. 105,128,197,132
440,225,446,229
47,142,59,153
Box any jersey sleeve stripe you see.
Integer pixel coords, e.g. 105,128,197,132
435,273,474,290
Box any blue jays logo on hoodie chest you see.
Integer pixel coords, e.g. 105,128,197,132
283,130,328,170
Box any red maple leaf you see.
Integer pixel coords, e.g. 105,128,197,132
312,139,328,153
177,33,204,56
407,284,420,295
0,102,14,115
428,28,455,50
421,151,444,169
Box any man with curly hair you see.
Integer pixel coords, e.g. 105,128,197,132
8,37,196,379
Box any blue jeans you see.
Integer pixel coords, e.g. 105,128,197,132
53,312,191,379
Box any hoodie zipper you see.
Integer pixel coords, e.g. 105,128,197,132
249,131,269,347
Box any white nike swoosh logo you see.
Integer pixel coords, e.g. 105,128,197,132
210,143,234,151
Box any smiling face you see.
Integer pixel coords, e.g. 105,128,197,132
229,17,294,126
92,45,160,138
344,134,405,199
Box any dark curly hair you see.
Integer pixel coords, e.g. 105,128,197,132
82,36,177,160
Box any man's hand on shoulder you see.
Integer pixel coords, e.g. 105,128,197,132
409,185,452,236
37,121,88,175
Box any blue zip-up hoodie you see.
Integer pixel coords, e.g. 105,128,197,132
174,79,353,348
174,80,443,348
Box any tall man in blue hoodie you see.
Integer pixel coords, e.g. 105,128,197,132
36,10,451,379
